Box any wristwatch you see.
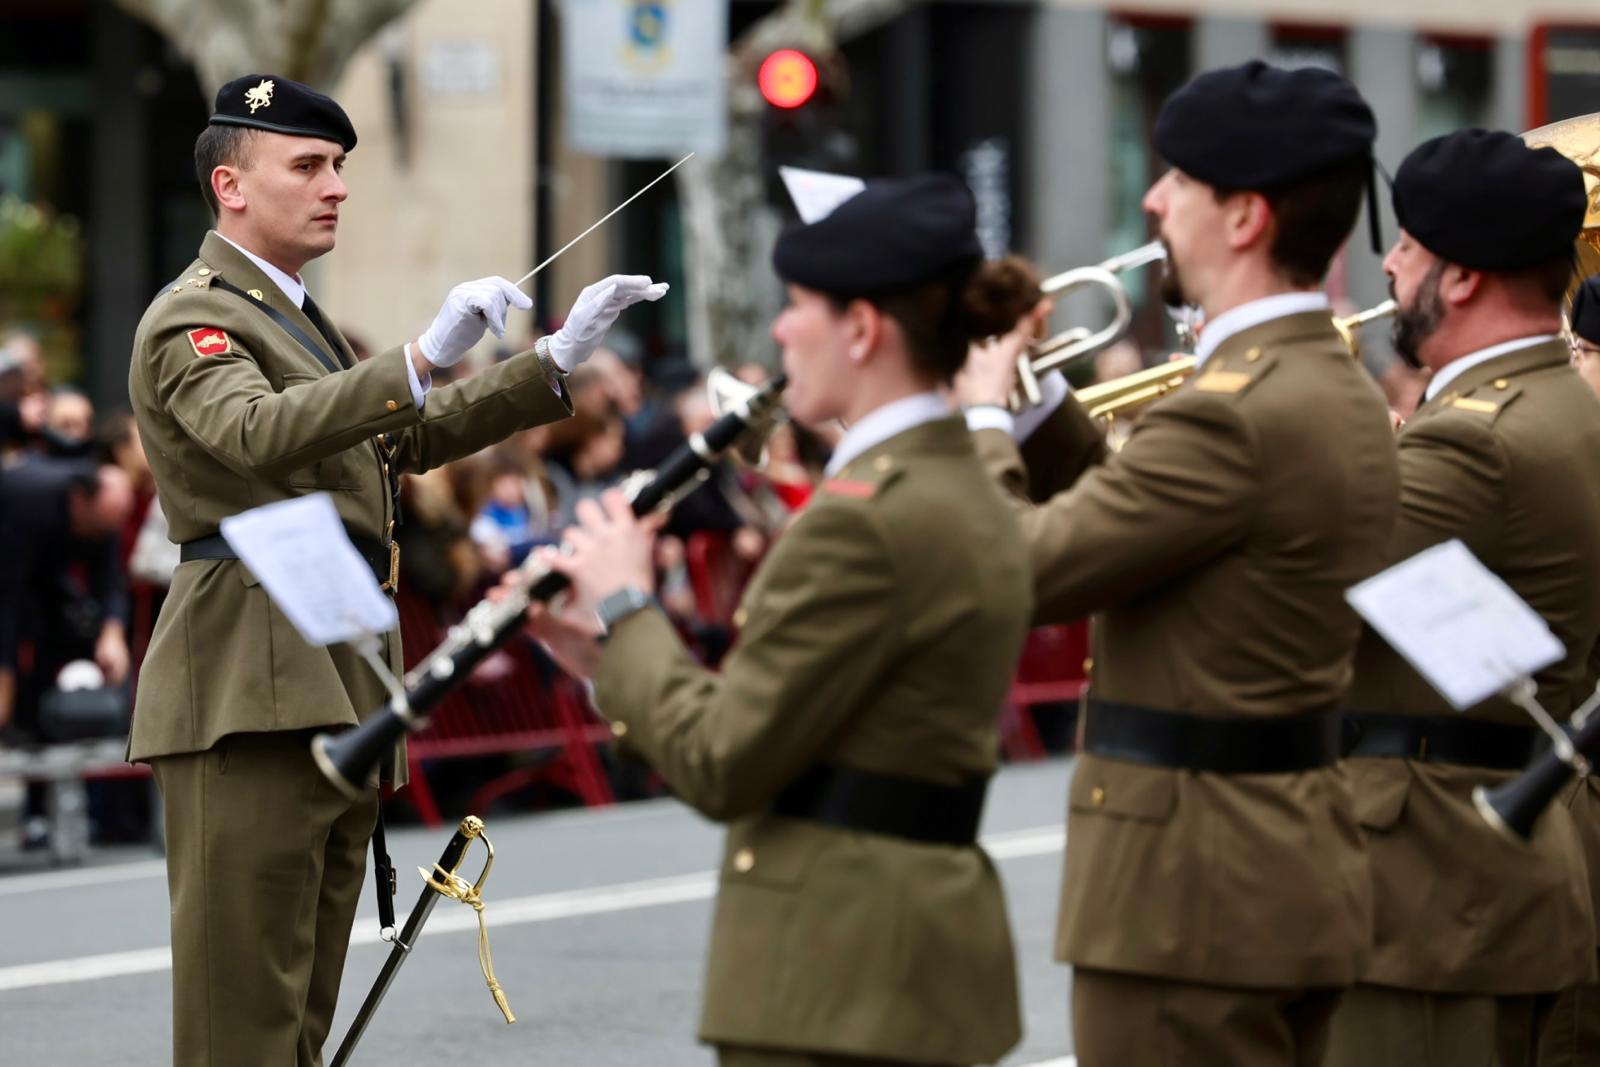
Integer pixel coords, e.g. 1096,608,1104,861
595,586,656,640
534,335,568,388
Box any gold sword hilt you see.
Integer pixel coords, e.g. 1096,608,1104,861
421,815,515,1024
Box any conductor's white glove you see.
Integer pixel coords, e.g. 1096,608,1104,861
548,275,669,372
419,277,533,368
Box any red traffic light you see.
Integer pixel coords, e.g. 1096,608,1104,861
759,49,819,109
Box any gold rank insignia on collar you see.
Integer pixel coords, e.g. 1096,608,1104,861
1452,397,1500,414
247,289,264,301
245,79,275,114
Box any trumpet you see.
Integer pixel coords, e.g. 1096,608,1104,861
1012,240,1166,408
311,373,790,797
1074,299,1398,448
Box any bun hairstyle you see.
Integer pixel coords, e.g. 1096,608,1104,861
867,254,1044,384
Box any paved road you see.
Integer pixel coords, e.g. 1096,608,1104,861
0,759,1079,1065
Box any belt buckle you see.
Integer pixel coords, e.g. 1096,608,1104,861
381,541,400,595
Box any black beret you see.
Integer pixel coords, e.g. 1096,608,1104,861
1392,129,1584,272
210,74,357,152
772,173,982,296
1572,275,1600,344
1154,60,1375,189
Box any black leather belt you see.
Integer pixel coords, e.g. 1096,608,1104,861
771,764,987,846
179,529,399,594
1082,697,1343,774
1343,712,1539,771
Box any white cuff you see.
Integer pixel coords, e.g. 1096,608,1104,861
404,344,432,410
964,405,1017,437
1011,371,1071,443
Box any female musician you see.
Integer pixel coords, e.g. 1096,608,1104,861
524,173,1038,1067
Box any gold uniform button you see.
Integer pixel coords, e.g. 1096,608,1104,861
732,608,748,629
1494,379,1509,390
247,288,264,301
197,267,211,276
873,455,893,472
1090,786,1106,807
385,400,399,412
733,848,755,873
1244,346,1262,362
610,720,628,739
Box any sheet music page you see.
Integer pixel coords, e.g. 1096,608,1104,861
779,166,866,223
220,494,398,647
1346,538,1563,710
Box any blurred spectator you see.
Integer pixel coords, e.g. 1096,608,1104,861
0,457,135,847
398,458,495,612
470,450,542,571
46,388,95,448
1093,340,1143,384
543,411,627,529
1379,360,1428,422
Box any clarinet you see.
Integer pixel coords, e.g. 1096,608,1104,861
1475,701,1599,842
311,374,788,797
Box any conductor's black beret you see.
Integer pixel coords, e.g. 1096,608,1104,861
1154,60,1376,189
772,173,982,296
210,74,357,152
1392,129,1585,271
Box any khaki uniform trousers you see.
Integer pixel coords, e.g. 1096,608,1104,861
1070,968,1342,1067
718,1047,943,1066
1324,984,1547,1067
1540,959,1600,1067
152,730,377,1067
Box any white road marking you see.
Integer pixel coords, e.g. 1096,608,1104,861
0,859,167,898
0,823,1065,994
1023,1058,1076,1066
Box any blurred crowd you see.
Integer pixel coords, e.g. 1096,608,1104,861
0,306,1424,850
0,322,837,847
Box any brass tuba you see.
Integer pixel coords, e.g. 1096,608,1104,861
1522,112,1600,288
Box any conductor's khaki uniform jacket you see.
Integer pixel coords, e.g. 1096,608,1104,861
596,416,1033,1065
127,232,571,773
977,308,1399,988
1346,338,1600,994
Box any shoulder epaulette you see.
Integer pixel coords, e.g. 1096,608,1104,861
1191,344,1277,398
825,452,905,500
1440,376,1522,422
164,264,220,298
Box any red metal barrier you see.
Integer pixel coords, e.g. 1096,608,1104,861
685,530,759,628
1002,622,1090,760
390,588,614,827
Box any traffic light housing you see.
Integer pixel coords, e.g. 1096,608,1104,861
755,45,856,210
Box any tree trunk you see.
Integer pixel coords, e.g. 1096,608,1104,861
674,0,919,370
111,0,420,95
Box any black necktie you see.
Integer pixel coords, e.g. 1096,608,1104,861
300,294,350,370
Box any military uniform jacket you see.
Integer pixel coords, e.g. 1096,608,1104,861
595,417,1032,1065
127,232,571,771
1346,339,1600,994
976,310,1400,988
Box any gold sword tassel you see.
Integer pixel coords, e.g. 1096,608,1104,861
421,817,516,1024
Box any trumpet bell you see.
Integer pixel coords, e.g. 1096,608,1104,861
706,366,786,469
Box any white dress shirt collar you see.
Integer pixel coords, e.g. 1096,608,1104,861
1423,335,1559,402
216,232,306,309
1193,292,1332,369
825,392,952,477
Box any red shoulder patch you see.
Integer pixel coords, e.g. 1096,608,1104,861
821,478,876,499
187,327,232,358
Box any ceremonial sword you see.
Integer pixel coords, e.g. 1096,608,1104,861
331,815,511,1066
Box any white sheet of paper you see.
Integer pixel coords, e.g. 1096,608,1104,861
1346,538,1563,710
220,494,398,647
779,166,866,223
